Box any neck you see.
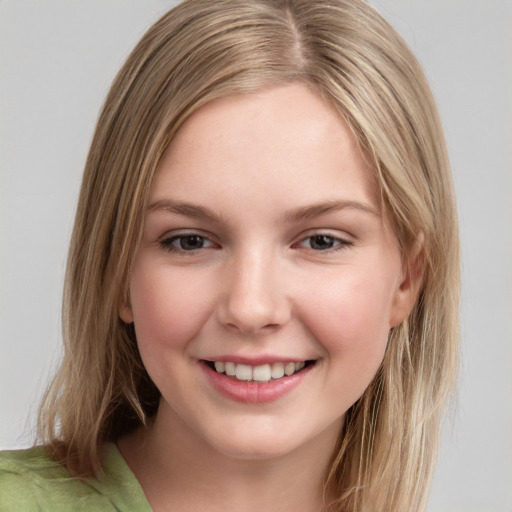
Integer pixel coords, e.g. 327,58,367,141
119,406,341,512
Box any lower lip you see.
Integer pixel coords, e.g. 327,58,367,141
201,362,313,404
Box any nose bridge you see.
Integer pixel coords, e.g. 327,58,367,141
219,245,288,333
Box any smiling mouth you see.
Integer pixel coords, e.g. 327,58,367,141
203,360,316,383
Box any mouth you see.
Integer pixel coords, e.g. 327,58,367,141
203,360,316,383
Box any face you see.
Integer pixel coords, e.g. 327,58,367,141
121,84,417,461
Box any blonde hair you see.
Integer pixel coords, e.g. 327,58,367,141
38,1,459,510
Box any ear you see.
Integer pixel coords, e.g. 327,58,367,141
389,237,425,328
119,295,134,324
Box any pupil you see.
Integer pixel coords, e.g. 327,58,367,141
311,235,333,250
181,236,203,250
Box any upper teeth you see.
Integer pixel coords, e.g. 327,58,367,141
213,361,306,382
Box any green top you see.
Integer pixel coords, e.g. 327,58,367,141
0,443,152,511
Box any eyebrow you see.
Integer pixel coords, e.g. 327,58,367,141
146,198,379,223
282,200,379,222
147,199,221,222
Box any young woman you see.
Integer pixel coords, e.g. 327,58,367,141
0,1,459,511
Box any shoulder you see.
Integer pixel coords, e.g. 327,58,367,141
0,446,93,511
0,446,70,510
0,445,151,511
0,446,65,477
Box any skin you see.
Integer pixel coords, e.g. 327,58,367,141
119,83,420,512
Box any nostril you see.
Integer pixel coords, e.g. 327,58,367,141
223,319,283,335
216,268,291,333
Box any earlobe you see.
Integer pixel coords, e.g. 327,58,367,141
389,238,425,328
120,300,134,324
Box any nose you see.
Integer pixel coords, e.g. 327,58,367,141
216,249,291,335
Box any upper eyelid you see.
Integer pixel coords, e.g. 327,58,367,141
164,233,212,242
300,233,349,241
159,229,216,241
294,228,354,242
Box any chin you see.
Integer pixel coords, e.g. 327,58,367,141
212,437,301,462
200,416,341,463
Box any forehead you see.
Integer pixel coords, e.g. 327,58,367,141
152,83,378,211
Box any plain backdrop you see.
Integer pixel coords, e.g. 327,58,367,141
1,1,511,511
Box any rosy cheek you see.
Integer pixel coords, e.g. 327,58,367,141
299,274,391,360
130,268,204,350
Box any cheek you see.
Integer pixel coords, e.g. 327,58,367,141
299,268,396,376
129,264,214,354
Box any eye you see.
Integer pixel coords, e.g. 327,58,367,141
160,234,215,253
297,234,351,251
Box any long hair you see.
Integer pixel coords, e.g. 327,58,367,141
37,1,459,510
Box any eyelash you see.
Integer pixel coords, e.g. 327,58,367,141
294,233,353,252
160,233,216,255
159,232,352,255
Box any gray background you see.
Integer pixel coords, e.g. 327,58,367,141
1,1,511,510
